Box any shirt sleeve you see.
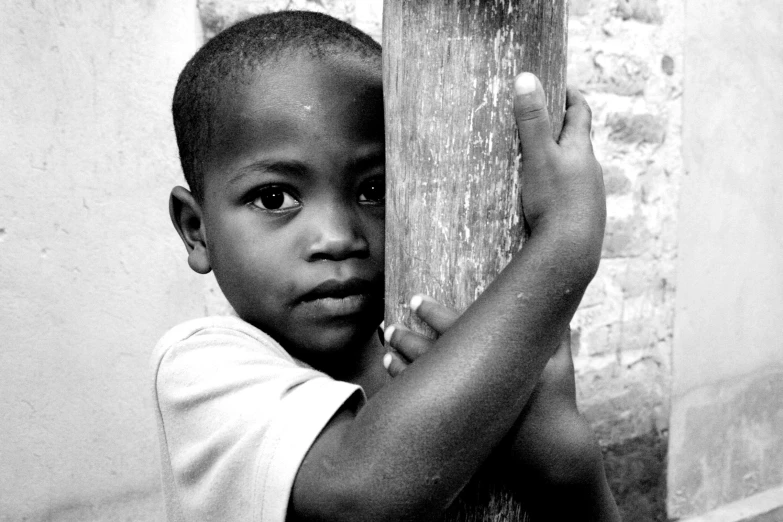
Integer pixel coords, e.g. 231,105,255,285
151,318,364,522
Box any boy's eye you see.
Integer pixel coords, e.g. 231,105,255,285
358,177,385,205
251,187,300,211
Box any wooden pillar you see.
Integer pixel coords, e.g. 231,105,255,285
384,0,568,329
383,1,568,518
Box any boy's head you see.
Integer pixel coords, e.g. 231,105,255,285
172,10,382,202
169,11,385,373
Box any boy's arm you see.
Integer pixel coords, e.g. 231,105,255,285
289,74,605,522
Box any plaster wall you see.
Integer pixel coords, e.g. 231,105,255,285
0,1,203,519
668,0,783,517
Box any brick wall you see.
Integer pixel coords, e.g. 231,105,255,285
569,2,682,518
570,0,681,447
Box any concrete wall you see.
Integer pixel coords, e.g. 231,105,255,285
0,1,203,520
668,0,783,518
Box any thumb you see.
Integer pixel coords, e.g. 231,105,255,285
513,72,555,162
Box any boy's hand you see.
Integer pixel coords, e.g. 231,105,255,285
383,295,459,377
514,73,605,257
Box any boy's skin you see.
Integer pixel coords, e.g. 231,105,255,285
171,50,619,521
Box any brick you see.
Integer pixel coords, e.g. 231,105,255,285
603,164,633,196
661,54,675,75
602,212,652,258
567,45,598,88
570,0,591,17
638,164,672,204
607,113,666,145
584,324,613,356
615,0,663,24
591,52,650,96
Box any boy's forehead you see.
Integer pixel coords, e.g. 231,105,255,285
219,52,381,113
203,52,384,176
215,53,383,127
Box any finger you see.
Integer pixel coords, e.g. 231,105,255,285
409,294,460,335
513,72,555,162
384,324,433,362
557,86,593,149
382,351,408,378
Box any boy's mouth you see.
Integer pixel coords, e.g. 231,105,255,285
300,278,376,300
298,278,378,317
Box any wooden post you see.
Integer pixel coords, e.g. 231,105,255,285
383,1,568,519
384,0,567,326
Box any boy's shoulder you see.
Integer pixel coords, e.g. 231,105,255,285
155,314,264,350
150,315,366,522
150,315,298,380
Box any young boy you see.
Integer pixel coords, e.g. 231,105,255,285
152,10,620,522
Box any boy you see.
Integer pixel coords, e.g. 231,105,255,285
153,10,619,522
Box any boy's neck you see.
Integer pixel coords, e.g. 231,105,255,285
353,330,391,398
318,330,390,399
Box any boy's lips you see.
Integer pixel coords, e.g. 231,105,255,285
297,278,379,317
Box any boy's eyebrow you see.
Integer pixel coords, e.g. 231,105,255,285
346,150,385,172
227,160,307,186
226,150,385,187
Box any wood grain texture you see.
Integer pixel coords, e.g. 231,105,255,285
384,0,567,331
383,2,568,519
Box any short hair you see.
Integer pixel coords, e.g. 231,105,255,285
172,11,382,202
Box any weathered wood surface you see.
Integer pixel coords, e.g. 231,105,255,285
384,0,567,330
383,1,568,520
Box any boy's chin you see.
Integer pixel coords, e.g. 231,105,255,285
284,322,379,370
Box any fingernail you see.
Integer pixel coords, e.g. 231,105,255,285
383,325,396,343
515,73,536,95
383,352,393,370
409,295,424,313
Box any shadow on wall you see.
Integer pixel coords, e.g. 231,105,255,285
605,431,668,522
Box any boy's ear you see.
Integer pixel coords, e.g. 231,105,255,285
169,186,212,274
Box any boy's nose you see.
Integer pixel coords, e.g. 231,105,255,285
305,204,369,261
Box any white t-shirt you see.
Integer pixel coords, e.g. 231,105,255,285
150,316,365,522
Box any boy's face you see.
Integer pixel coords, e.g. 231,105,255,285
199,53,385,367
